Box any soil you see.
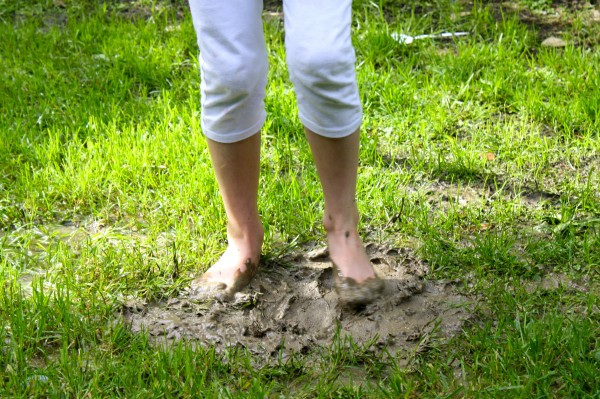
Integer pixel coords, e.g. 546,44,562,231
122,243,473,359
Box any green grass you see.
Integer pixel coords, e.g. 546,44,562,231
1,0,599,397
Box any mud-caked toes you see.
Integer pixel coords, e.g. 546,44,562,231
333,264,384,308
189,278,233,302
189,259,259,302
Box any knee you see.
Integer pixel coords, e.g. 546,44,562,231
203,55,267,100
287,44,356,87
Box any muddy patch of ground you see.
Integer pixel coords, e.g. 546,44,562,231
122,244,473,359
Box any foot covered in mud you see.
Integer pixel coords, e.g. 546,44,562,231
327,227,384,307
333,263,384,308
189,245,259,302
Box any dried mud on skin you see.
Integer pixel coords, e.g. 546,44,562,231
122,244,473,358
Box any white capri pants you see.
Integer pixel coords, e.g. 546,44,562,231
188,0,362,143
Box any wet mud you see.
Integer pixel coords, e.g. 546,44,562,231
122,244,473,358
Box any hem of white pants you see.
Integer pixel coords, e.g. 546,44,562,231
202,113,266,143
298,112,362,138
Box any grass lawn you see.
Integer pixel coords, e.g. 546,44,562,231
1,0,599,397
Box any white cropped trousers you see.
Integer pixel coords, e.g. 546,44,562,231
188,0,362,143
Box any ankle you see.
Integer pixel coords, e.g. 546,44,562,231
323,208,359,235
226,220,264,247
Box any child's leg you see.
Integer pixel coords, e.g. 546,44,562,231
188,0,267,299
305,129,377,284
193,135,264,300
283,0,362,139
284,0,379,287
189,0,268,143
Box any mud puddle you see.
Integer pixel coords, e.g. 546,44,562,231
123,244,473,358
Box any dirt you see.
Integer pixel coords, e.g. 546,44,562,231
122,243,473,359
495,1,600,48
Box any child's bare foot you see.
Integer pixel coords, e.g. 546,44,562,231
326,224,384,307
327,227,375,282
190,225,263,301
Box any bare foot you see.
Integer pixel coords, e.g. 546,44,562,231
326,224,384,307
326,227,376,283
190,226,263,301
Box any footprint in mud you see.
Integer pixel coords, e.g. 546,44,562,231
122,244,473,359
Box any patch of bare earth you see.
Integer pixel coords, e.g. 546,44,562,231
122,244,473,359
495,1,600,47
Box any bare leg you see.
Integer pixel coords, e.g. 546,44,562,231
190,133,264,299
305,128,376,283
